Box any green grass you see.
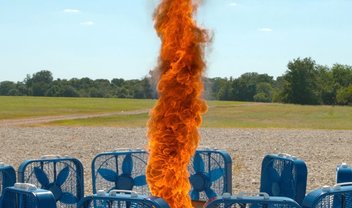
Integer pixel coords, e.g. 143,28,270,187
0,96,154,119
50,113,150,127
1,96,351,129
203,102,352,129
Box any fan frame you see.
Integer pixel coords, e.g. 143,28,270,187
0,163,16,205
17,156,84,206
91,149,148,194
189,148,232,201
260,153,307,205
78,191,170,208
336,163,352,183
303,184,352,208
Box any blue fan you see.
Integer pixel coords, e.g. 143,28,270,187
97,154,147,191
260,154,307,205
78,190,171,208
34,166,78,204
267,162,295,197
0,163,16,205
18,156,84,208
189,151,229,201
1,183,57,208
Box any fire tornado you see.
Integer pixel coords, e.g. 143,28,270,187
146,0,209,207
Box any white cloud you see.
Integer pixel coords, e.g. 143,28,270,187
63,9,81,13
80,21,95,26
229,2,237,7
258,28,273,32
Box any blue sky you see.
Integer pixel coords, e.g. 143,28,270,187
1,0,351,82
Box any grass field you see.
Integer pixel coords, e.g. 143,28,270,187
1,96,351,129
0,96,154,119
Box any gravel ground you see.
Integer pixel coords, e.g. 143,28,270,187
1,126,352,195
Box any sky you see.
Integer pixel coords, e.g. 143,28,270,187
1,0,352,82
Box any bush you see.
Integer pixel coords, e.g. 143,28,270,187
336,86,352,105
254,92,271,102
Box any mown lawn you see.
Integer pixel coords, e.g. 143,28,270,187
1,96,351,129
40,99,352,130
203,102,352,129
0,96,154,119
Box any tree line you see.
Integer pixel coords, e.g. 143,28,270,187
1,57,351,105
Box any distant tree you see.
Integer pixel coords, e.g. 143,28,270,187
89,87,105,98
281,57,320,104
61,85,79,97
332,64,352,88
254,82,273,102
115,87,129,98
315,65,335,105
15,82,29,96
78,77,95,89
111,78,125,87
272,76,288,102
0,81,16,95
8,89,20,96
336,85,352,105
232,73,273,101
27,70,53,96
45,85,62,97
31,70,53,83
217,79,232,101
208,77,228,100
92,79,112,97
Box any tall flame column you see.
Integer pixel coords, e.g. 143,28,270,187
146,0,208,207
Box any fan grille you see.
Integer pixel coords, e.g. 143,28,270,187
315,192,352,208
206,202,299,208
21,160,82,208
205,196,301,208
84,199,159,208
260,154,307,205
189,150,230,201
272,159,297,197
93,151,149,195
3,191,39,208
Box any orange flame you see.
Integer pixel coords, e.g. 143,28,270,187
146,0,208,207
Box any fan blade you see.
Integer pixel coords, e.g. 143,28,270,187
59,192,78,204
189,174,197,186
205,188,217,199
34,167,50,187
98,168,118,182
280,164,295,197
134,175,147,186
268,164,282,195
193,152,204,173
190,189,200,200
268,166,280,182
56,166,70,186
122,154,133,175
210,168,224,182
